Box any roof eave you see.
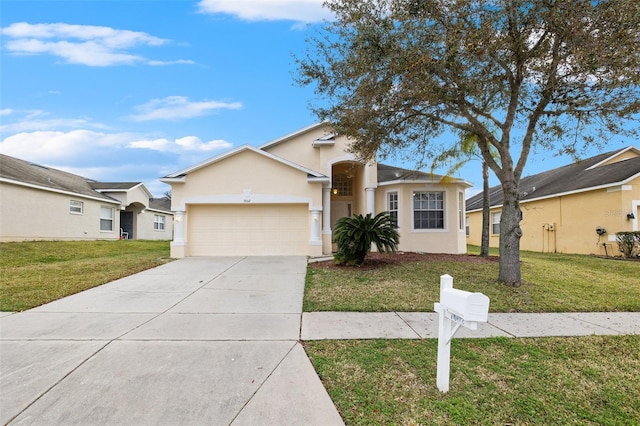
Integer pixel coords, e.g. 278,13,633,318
0,177,121,205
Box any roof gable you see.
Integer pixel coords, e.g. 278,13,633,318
258,122,328,150
162,145,327,180
466,146,640,211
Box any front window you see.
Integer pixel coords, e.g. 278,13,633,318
332,174,352,196
154,215,165,231
100,206,114,231
387,191,398,227
70,200,83,214
465,215,470,236
492,212,501,235
413,191,444,229
458,192,464,231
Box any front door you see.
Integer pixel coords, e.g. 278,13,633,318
120,211,133,239
331,201,352,233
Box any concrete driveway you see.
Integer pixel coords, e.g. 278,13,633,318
1,256,344,425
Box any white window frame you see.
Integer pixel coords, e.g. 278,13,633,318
69,200,83,215
332,174,353,197
465,215,470,237
458,192,464,231
100,206,114,232
492,211,501,235
387,191,399,228
154,214,166,231
412,190,446,231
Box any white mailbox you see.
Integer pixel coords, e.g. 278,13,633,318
440,288,489,323
434,274,491,393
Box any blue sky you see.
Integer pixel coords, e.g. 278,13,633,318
1,0,636,197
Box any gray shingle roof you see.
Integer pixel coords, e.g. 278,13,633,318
466,147,640,211
0,154,117,202
91,182,142,190
377,163,446,183
149,197,172,213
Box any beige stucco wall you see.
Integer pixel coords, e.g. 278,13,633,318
172,149,322,209
0,183,120,241
135,210,174,240
376,183,467,254
467,177,640,255
102,186,150,209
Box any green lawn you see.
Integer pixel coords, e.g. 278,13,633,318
305,336,640,425
0,240,171,311
305,247,640,313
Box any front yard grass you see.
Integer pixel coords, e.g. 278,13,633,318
305,247,640,424
305,335,640,425
304,247,640,312
0,240,171,311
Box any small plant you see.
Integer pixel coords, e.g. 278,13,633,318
333,212,400,266
616,231,640,258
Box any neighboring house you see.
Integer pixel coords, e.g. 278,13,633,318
0,154,173,242
465,147,640,255
161,123,472,258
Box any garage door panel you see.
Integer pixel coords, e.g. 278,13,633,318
188,204,308,256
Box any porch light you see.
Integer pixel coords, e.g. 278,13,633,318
628,212,636,220
332,188,338,195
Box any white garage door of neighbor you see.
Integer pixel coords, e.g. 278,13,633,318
188,204,309,256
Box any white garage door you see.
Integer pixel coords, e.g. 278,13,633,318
188,204,309,256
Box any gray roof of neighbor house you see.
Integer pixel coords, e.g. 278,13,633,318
0,154,117,202
377,163,472,186
466,147,640,211
90,182,143,191
149,197,172,213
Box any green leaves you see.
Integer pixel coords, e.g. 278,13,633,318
333,212,400,266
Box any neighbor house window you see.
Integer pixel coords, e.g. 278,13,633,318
413,191,444,229
100,206,114,231
387,191,398,227
154,215,165,231
332,174,352,196
458,192,464,231
465,215,470,236
492,212,501,235
69,200,83,214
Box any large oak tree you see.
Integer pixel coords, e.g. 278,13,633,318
297,0,640,286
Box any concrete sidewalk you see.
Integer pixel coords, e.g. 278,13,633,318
0,256,344,426
301,311,640,340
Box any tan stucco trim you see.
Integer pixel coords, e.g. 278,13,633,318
173,194,320,211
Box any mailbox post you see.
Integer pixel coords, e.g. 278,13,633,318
434,274,490,392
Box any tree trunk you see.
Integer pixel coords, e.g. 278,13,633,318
480,161,490,257
498,178,522,286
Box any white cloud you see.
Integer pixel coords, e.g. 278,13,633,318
0,130,133,162
0,113,107,133
0,109,13,116
129,96,242,121
0,22,193,67
129,136,233,152
197,0,331,23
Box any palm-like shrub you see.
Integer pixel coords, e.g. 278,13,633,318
333,212,400,266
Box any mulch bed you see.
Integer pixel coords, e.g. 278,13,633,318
310,252,500,271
